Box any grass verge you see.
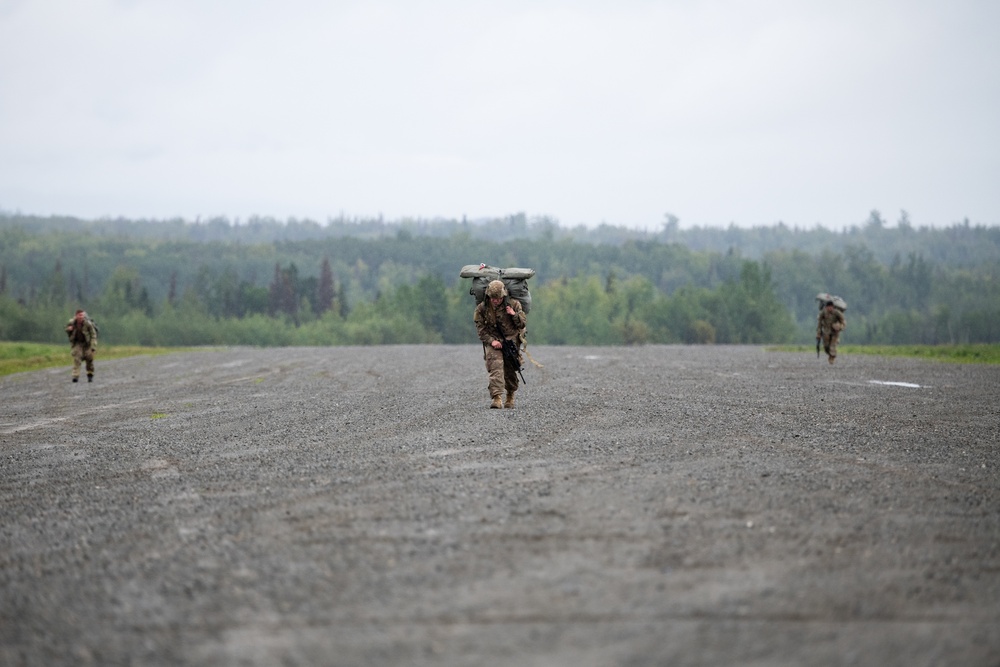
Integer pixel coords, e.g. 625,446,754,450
0,342,201,377
768,343,1000,364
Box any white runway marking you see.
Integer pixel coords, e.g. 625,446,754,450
869,380,922,388
1,398,152,434
0,417,68,434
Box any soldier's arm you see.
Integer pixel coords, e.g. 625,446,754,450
512,304,526,328
473,308,493,345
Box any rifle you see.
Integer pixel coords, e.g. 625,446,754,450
494,305,526,385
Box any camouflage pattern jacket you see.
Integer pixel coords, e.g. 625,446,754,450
816,309,846,337
66,317,98,349
474,298,526,346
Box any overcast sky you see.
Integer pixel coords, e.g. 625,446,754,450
1,0,997,229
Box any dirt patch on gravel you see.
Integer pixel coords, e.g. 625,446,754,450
1,345,998,666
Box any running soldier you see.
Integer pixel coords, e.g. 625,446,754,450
817,300,846,365
65,309,98,382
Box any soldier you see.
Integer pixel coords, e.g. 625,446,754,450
474,280,527,409
65,309,98,382
816,300,846,365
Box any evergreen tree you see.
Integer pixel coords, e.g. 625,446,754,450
316,257,335,315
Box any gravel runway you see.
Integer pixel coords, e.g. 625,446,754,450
1,345,998,666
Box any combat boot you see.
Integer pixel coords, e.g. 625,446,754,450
504,391,515,409
490,395,503,409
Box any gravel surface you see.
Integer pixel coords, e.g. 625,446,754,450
1,345,998,666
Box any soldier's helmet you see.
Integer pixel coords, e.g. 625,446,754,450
486,280,507,299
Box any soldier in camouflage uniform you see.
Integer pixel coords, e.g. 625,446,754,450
816,301,846,365
474,280,527,409
65,309,98,382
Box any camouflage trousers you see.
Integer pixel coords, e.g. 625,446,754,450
820,332,840,360
483,343,521,398
71,344,96,378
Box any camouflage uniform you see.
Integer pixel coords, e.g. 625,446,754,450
65,310,98,382
816,303,846,364
474,280,527,408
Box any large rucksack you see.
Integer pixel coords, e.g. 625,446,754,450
460,264,535,313
816,292,847,312
462,263,542,372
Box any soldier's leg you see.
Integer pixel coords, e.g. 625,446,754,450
828,333,839,362
71,345,83,380
84,349,95,379
503,355,520,395
501,357,519,408
484,347,505,406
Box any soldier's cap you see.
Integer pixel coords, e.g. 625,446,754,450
485,280,507,298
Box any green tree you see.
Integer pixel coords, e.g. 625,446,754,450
99,266,152,318
316,257,335,315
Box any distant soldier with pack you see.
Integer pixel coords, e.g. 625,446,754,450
817,300,846,365
474,280,527,409
65,309,98,382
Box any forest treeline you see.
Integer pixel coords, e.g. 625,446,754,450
1,210,998,347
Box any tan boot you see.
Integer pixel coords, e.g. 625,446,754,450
490,395,503,409
829,356,835,364
504,391,515,409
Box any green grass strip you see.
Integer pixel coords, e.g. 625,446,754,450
768,343,1000,364
0,342,202,377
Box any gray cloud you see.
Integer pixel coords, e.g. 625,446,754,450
1,0,997,228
